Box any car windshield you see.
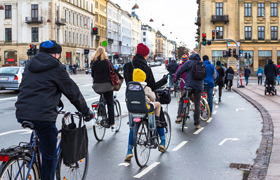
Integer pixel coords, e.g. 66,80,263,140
0,68,19,74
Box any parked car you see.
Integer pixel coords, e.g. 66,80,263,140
147,62,151,67
150,62,155,67
155,62,162,66
0,66,25,91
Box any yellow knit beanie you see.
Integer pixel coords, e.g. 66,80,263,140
133,68,146,82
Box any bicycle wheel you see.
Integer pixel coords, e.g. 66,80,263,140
114,99,122,132
182,103,189,131
200,98,210,121
93,106,106,141
134,120,151,167
163,112,171,150
56,149,88,180
0,155,39,180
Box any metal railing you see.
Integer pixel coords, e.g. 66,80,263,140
55,18,66,25
25,17,43,23
211,15,229,23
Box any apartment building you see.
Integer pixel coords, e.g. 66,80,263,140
121,11,132,63
131,10,141,56
155,31,166,61
141,24,156,61
94,0,107,52
167,40,176,59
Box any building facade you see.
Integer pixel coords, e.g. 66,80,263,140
196,0,280,72
121,11,132,63
0,0,96,69
94,0,107,52
155,31,165,61
167,40,176,59
141,24,156,61
131,10,141,56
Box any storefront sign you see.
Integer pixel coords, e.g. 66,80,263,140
84,49,89,55
227,42,240,47
7,58,14,62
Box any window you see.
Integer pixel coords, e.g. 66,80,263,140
258,3,264,17
271,26,278,40
77,14,78,25
69,31,71,43
31,27,39,42
143,32,146,36
216,26,223,39
80,34,82,45
5,5,12,19
57,28,59,42
245,26,252,40
143,38,146,42
65,31,67,43
69,12,71,23
245,3,251,17
216,3,223,16
73,13,75,25
258,26,265,40
73,32,75,44
31,4,38,18
271,3,277,17
65,10,67,22
80,16,82,26
5,28,12,42
77,33,78,44
95,1,98,9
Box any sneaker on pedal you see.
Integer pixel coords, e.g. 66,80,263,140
159,140,166,153
195,125,201,129
111,125,117,132
125,149,133,161
175,117,182,123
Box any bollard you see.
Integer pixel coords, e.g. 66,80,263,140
240,73,243,86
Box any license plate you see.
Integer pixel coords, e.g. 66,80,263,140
0,77,8,81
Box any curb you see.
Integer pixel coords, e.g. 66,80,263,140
232,88,273,180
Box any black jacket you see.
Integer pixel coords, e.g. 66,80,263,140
244,68,251,77
264,60,278,81
215,66,225,85
225,67,234,81
15,52,89,122
167,61,179,74
123,54,167,91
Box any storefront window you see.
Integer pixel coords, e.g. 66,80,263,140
65,52,72,70
212,51,226,65
277,51,280,65
241,50,253,72
259,50,272,68
75,53,80,68
4,51,17,66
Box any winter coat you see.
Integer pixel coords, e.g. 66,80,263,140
173,64,187,91
175,54,204,91
244,68,251,77
140,82,156,103
215,66,225,86
256,67,264,77
15,52,89,122
225,67,234,85
167,61,179,75
203,60,218,88
264,60,278,81
123,54,167,91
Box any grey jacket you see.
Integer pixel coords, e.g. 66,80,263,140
175,54,204,91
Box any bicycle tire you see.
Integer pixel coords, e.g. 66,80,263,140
134,120,151,167
0,155,39,180
163,112,171,150
93,105,106,141
114,99,122,132
56,149,89,180
200,98,210,122
182,103,189,131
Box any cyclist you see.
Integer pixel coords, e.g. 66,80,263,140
123,43,168,161
167,58,179,88
175,51,204,129
215,61,225,102
15,40,93,180
203,55,218,116
225,66,234,91
91,46,123,132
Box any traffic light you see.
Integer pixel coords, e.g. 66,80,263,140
228,48,232,57
233,49,237,58
248,53,252,59
223,51,227,57
113,53,119,59
27,44,37,56
216,30,219,37
244,53,248,59
93,27,98,35
202,33,206,46
207,41,211,45
212,30,215,40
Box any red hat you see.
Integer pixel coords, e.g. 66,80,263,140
137,43,150,57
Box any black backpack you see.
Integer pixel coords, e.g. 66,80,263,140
192,60,206,80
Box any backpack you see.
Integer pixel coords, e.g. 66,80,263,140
192,60,206,80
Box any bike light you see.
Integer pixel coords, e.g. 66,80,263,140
202,95,206,98
13,75,18,81
0,155,9,162
133,118,141,122
203,92,206,94
92,104,98,108
181,114,183,117
183,100,189,103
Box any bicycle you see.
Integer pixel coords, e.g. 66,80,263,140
0,110,89,180
200,91,211,121
91,93,122,141
126,82,172,167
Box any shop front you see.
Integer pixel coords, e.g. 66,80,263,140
258,51,272,68
84,49,89,69
75,52,81,69
4,51,17,66
241,50,253,72
212,51,226,66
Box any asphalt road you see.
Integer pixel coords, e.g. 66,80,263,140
0,65,263,180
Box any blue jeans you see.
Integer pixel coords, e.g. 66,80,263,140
245,77,249,82
204,87,214,114
277,75,280,84
18,120,58,180
169,75,174,87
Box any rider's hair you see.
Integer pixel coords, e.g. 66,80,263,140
92,46,108,61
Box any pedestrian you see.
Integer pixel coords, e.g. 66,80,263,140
167,58,179,88
15,40,93,180
173,54,189,122
215,61,225,102
202,55,218,116
175,51,205,129
264,59,277,95
277,63,280,85
256,66,264,85
69,64,73,74
91,46,123,131
244,65,251,85
225,66,234,91
123,43,168,161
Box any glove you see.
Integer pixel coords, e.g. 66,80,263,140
84,109,94,122
163,74,168,80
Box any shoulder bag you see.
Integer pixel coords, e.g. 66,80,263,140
108,60,123,91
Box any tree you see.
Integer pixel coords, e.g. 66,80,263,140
176,41,189,59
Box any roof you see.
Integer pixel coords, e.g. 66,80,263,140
131,11,140,21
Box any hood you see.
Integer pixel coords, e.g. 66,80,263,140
258,67,263,70
203,60,211,64
133,54,148,65
28,52,60,73
216,66,221,70
268,60,274,64
189,53,201,61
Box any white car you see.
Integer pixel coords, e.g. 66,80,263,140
155,62,162,66
150,62,155,67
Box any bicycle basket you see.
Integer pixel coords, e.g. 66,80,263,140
156,89,171,104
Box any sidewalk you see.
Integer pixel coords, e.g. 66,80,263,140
233,82,280,180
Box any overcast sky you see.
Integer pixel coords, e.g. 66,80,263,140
111,0,198,49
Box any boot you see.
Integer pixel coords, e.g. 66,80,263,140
125,149,133,161
159,140,166,152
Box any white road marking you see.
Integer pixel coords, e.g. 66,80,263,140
206,117,212,123
219,138,240,145
236,108,245,112
228,96,234,98
172,141,188,152
0,130,32,136
215,105,219,108
184,127,188,129
0,97,17,101
193,127,204,134
20,132,32,135
79,84,92,87
212,111,217,114
85,97,99,102
133,162,161,178
118,162,130,167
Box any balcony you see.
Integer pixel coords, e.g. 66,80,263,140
195,17,201,26
211,15,229,24
25,17,43,24
108,38,114,44
55,18,66,25
95,35,100,41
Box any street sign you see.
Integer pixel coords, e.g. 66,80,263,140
84,49,89,54
227,42,240,47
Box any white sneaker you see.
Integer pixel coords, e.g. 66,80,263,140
111,125,117,132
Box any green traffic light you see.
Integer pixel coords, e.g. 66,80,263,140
202,41,206,45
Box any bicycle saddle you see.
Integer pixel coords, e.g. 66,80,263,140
21,121,35,130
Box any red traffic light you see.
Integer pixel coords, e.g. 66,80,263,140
202,33,206,38
30,45,33,48
93,28,96,30
115,53,118,55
